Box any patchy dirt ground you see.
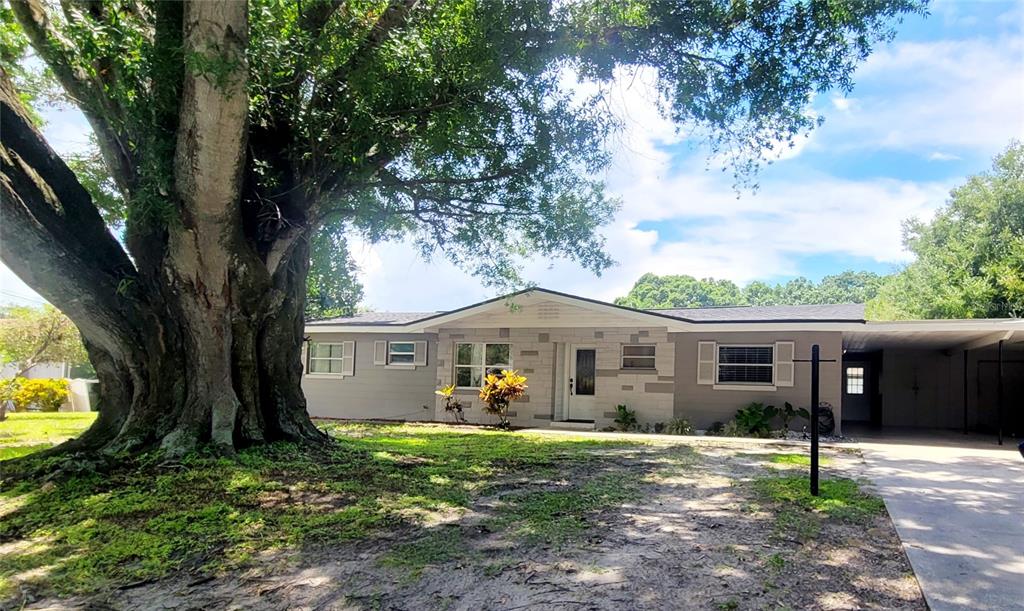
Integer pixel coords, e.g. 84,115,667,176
44,439,923,611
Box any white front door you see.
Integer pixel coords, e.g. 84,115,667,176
566,346,597,421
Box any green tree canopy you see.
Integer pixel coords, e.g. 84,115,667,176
0,305,88,378
616,270,885,309
1,0,924,455
306,225,364,320
867,142,1024,319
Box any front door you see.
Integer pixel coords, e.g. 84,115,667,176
567,347,596,421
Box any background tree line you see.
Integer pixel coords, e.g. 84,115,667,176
616,142,1024,319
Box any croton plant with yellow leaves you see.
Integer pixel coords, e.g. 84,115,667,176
478,370,528,430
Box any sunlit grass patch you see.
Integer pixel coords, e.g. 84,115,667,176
753,475,885,523
767,453,831,467
0,412,96,447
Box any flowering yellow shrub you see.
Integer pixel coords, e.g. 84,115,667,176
478,370,527,429
11,378,70,412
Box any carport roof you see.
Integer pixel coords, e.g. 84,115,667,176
844,320,1024,351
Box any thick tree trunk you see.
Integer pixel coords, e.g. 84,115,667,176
0,2,326,462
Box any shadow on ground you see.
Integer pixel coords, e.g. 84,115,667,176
2,423,925,610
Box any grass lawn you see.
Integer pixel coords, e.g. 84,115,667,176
0,420,923,609
0,412,97,453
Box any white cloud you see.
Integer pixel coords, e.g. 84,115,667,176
816,34,1024,154
831,97,855,112
928,151,961,162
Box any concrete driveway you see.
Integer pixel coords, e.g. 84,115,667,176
857,432,1024,611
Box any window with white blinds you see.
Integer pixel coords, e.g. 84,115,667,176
717,345,773,385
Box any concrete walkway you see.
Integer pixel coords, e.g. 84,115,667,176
857,433,1024,611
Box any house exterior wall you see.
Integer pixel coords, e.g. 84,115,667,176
433,326,675,429
672,331,844,432
302,332,437,420
0,362,69,379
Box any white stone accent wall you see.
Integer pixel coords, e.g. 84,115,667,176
434,326,675,429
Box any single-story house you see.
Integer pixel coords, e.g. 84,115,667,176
302,288,1024,438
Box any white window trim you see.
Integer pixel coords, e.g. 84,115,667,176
846,366,865,395
306,341,353,377
453,342,512,389
620,344,657,370
386,341,416,369
714,343,775,389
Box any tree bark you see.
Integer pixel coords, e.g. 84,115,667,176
0,1,325,462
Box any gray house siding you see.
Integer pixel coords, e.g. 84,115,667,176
302,332,436,421
672,331,844,432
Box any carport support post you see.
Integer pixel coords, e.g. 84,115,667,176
998,340,1004,446
963,350,969,435
810,344,820,496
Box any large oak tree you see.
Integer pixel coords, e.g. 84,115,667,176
1,0,923,456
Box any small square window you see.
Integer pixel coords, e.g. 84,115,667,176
846,367,864,395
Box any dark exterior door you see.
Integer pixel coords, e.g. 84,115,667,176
575,349,596,396
842,361,871,422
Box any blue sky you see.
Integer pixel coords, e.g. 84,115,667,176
2,0,1023,311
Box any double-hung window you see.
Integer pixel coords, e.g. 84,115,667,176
454,342,511,388
717,345,773,385
307,341,354,376
388,342,416,365
621,345,656,369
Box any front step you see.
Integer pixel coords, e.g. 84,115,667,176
548,420,596,431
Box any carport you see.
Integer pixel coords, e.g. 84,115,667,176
841,320,1024,444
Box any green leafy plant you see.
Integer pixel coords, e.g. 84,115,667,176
435,384,466,424
779,401,810,431
613,404,637,432
10,378,70,412
734,402,778,437
663,418,694,435
479,370,528,430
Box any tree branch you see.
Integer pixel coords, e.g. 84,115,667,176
0,69,135,279
306,0,421,115
10,0,136,194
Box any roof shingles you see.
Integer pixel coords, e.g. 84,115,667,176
650,303,865,322
307,312,440,326
306,289,865,326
